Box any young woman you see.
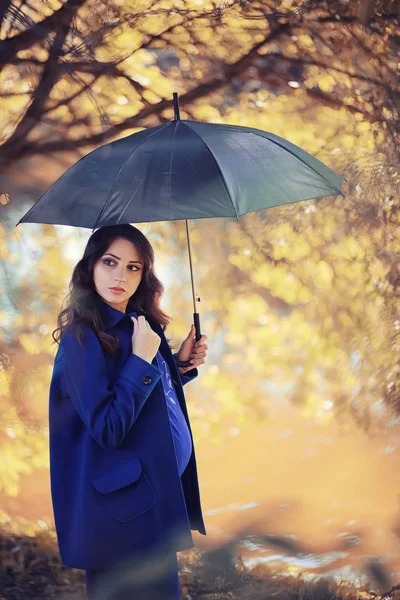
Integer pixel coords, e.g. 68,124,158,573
48,224,208,599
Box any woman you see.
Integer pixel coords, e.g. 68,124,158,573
48,224,208,599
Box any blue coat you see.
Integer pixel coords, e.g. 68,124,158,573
48,300,206,570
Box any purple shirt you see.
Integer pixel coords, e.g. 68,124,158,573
156,350,193,476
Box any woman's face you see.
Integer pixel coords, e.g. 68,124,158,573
93,237,144,313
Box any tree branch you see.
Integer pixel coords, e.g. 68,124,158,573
1,21,291,162
2,22,72,153
0,0,86,71
305,85,374,118
264,52,395,91
0,0,12,34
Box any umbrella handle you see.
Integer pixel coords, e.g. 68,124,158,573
174,312,202,368
193,311,201,342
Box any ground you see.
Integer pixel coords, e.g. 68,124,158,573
0,527,398,600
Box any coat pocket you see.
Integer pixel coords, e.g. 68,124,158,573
91,456,157,523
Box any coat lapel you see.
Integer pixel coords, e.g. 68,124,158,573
98,299,182,389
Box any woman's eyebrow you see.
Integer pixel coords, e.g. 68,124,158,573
104,253,143,265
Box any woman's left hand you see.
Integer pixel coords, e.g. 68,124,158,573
176,324,208,375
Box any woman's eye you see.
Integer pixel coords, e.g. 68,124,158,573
103,259,138,271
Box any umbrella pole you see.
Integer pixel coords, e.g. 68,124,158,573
185,219,202,344
174,220,201,368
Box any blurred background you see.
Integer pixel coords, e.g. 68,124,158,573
0,0,399,598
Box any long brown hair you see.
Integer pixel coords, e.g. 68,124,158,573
51,224,178,356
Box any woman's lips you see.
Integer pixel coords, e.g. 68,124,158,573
109,288,125,294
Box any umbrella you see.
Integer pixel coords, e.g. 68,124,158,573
16,92,345,367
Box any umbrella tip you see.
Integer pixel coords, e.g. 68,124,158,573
173,92,180,121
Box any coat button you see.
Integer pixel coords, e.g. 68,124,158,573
142,375,152,385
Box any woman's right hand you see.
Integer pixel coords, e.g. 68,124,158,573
130,316,161,364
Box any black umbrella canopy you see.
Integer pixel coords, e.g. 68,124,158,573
16,93,345,362
17,93,345,231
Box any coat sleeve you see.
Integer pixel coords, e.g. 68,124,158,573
172,353,199,386
179,368,198,386
61,325,162,450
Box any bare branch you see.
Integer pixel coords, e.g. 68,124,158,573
0,1,16,35
0,0,86,70
0,1,398,170
265,52,395,91
0,21,290,163
3,21,72,152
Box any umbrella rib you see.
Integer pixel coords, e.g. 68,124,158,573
190,120,345,195
251,131,345,196
182,121,239,220
92,122,173,230
168,120,178,213
116,179,145,224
